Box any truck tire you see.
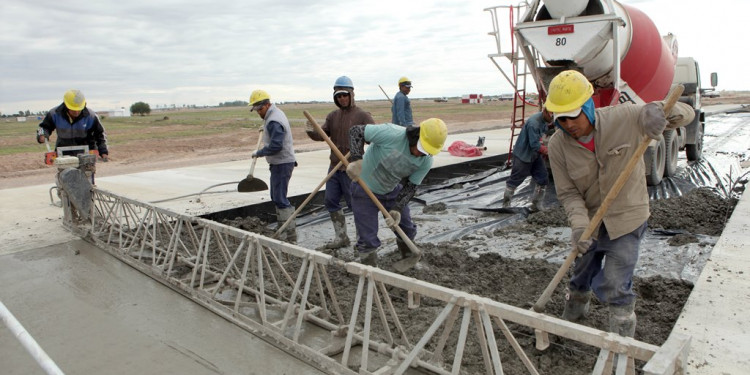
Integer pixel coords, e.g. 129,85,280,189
686,122,704,161
644,136,666,186
663,129,679,177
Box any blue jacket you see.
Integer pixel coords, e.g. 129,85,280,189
38,103,108,155
391,91,414,126
513,111,550,163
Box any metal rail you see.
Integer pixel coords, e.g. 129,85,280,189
59,187,690,375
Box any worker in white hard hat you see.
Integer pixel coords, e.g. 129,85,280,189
305,76,375,251
249,89,298,243
36,89,109,161
546,70,695,337
391,76,414,126
346,118,447,267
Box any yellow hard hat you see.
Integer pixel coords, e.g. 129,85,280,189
418,118,448,156
248,89,271,111
398,76,412,87
63,89,86,111
545,70,593,114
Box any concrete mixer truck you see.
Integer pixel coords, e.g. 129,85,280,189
486,0,718,185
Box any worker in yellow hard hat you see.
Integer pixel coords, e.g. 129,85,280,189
391,76,414,126
345,118,447,267
546,70,695,337
248,89,298,243
36,89,109,162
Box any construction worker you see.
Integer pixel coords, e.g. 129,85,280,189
36,89,109,161
502,105,552,211
306,76,375,250
546,70,694,337
391,77,414,127
249,89,298,243
346,118,448,266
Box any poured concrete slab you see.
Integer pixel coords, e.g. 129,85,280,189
0,240,324,375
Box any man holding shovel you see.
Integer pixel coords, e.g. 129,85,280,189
346,119,447,266
249,89,298,243
305,76,375,250
546,70,694,337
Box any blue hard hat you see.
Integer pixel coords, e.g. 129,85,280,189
333,76,354,89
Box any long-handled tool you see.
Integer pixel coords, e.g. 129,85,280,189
238,129,269,193
378,85,393,104
303,111,422,272
532,84,684,313
273,153,350,239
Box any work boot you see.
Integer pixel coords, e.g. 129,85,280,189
502,187,515,208
561,288,591,322
609,300,637,337
276,206,298,244
324,210,350,249
530,184,546,212
396,239,412,259
358,247,378,267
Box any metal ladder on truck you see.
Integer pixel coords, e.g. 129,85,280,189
485,4,543,168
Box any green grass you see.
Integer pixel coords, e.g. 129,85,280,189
1,99,514,156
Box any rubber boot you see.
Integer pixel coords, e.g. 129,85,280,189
561,288,591,322
276,206,297,244
324,210,350,249
358,247,378,266
396,239,412,259
609,300,637,337
530,184,546,212
502,187,515,208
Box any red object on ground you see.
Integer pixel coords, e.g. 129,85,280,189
447,141,485,157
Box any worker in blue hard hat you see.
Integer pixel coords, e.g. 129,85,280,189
391,76,414,126
306,76,375,251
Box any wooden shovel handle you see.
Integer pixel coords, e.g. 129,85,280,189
249,129,264,177
302,111,421,256
532,84,685,313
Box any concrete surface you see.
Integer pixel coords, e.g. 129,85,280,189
1,110,748,373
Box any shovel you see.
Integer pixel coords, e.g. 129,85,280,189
303,111,423,272
238,129,269,193
532,84,684,313
273,153,349,239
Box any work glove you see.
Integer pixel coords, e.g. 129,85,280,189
100,154,109,162
251,151,259,159
36,128,48,143
346,160,363,181
305,120,315,133
385,210,401,228
639,102,668,140
539,145,548,156
571,227,595,255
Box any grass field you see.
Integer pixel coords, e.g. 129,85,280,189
0,98,515,156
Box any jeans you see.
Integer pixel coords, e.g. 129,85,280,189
569,221,647,306
325,168,353,212
350,182,416,252
269,162,295,209
507,154,548,189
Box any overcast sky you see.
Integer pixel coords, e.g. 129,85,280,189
0,0,743,114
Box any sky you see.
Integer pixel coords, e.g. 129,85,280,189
0,0,743,115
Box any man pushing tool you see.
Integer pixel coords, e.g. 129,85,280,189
306,76,375,250
346,119,447,266
546,70,694,337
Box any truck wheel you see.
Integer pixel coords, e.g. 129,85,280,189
686,122,704,161
663,129,679,177
645,136,666,186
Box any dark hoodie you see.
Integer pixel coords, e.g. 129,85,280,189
307,87,375,168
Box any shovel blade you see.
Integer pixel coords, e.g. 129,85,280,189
392,253,422,272
238,177,268,192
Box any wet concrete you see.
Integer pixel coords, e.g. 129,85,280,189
0,240,324,375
